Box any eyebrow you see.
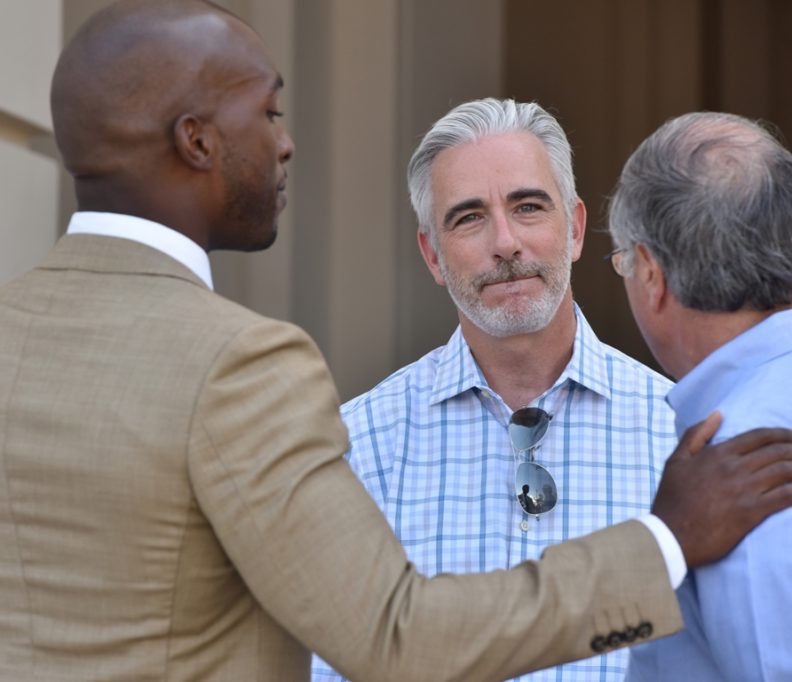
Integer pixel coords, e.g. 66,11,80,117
507,187,555,207
273,74,284,91
442,198,486,228
441,187,556,228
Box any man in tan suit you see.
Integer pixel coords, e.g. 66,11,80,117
1,1,791,680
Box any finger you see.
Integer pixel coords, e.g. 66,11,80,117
748,482,792,524
735,443,792,476
748,458,792,493
709,427,792,457
679,411,722,455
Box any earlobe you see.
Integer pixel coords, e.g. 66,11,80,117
173,114,214,171
417,229,446,286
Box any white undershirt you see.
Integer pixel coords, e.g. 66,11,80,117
66,211,213,290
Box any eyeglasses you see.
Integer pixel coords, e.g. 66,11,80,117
604,248,626,277
508,407,557,516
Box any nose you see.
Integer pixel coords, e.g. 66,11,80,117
278,125,295,163
491,209,521,260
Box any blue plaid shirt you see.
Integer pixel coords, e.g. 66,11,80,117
312,307,676,682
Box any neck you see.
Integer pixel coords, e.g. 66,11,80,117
460,293,577,411
75,178,209,250
669,305,787,379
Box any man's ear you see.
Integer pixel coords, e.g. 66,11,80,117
634,242,667,312
569,198,587,262
417,229,446,286
173,114,215,170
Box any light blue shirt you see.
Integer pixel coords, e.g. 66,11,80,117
313,307,677,682
626,309,792,682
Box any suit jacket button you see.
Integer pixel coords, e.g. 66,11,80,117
607,630,624,648
590,635,607,653
637,621,653,639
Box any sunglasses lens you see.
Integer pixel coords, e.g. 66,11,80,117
515,462,557,515
508,407,551,452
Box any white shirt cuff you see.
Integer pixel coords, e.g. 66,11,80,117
637,514,687,589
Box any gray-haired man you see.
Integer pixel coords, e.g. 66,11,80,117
312,99,764,682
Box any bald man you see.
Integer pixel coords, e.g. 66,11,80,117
1,1,792,681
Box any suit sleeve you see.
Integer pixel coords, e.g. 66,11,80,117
188,321,683,682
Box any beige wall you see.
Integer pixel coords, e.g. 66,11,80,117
0,1,61,284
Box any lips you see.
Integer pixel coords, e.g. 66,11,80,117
276,176,288,211
493,275,534,285
479,274,539,293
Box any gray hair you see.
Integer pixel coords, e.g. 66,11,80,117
407,98,578,246
608,111,792,311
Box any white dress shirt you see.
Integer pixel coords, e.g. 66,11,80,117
66,211,213,290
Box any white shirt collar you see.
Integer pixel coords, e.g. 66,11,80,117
66,212,213,290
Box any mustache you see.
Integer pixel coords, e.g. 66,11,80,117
472,258,549,291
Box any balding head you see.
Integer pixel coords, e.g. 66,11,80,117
608,111,792,312
54,1,237,174
52,0,294,251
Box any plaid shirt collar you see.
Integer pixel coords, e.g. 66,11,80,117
428,304,613,406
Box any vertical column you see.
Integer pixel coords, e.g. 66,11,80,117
0,2,62,284
292,0,401,400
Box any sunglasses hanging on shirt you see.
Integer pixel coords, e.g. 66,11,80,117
508,407,557,516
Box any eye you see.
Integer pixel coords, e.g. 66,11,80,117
516,202,541,214
267,110,284,122
454,212,481,227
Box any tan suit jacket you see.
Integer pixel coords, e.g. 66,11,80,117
0,234,682,681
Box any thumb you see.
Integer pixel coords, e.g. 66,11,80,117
678,411,722,456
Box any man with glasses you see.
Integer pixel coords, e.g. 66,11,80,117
314,98,681,682
608,112,792,681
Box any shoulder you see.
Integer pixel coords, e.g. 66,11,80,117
165,285,324,365
714,358,792,441
341,343,445,427
156,287,338,413
573,307,673,402
339,344,448,490
598,340,674,398
586,339,676,450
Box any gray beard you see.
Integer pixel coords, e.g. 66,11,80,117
438,248,572,338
